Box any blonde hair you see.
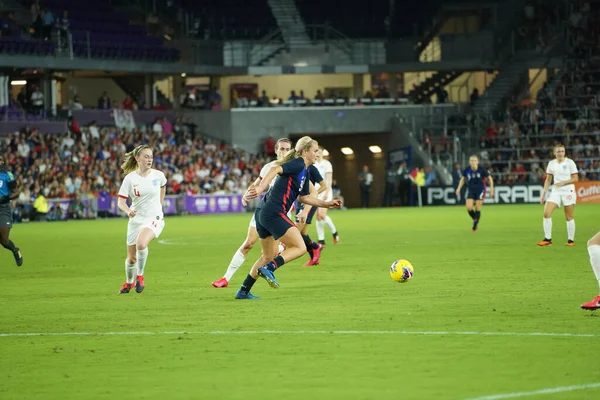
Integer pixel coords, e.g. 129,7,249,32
554,144,565,151
469,155,479,162
275,136,318,166
121,145,152,174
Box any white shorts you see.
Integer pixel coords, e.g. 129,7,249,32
127,218,165,246
547,191,576,207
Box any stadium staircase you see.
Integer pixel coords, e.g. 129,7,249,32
471,59,528,115
112,76,172,109
409,70,464,104
267,0,311,48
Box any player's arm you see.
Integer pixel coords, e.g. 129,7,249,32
246,165,283,199
541,173,553,203
486,175,494,197
455,177,466,195
554,173,579,188
298,193,342,209
160,185,166,206
117,196,136,218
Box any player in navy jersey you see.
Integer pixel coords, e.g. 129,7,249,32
0,156,23,266
455,155,494,231
294,164,329,266
235,136,342,299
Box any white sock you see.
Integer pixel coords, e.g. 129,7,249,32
136,247,149,276
589,245,600,291
324,215,337,235
566,219,575,241
543,218,552,240
224,250,246,282
125,259,136,284
277,243,285,255
316,220,325,241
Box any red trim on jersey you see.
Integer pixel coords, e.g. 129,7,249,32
161,184,167,188
281,176,292,212
279,212,295,228
258,176,263,180
118,194,128,199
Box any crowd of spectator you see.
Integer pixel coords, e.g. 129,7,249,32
3,117,275,221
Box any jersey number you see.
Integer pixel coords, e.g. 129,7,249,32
0,181,3,188
133,188,141,197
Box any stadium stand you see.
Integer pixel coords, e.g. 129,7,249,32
176,0,277,40
3,117,273,221
0,0,180,61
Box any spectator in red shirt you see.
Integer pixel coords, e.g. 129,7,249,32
264,136,276,157
122,96,134,110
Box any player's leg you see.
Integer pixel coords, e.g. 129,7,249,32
134,220,164,293
538,200,559,246
213,224,259,288
465,198,475,220
236,237,277,299
120,244,137,294
302,206,322,266
120,222,140,294
563,196,576,246
0,226,22,266
255,215,305,289
315,208,326,245
581,231,600,310
320,207,340,244
472,191,484,231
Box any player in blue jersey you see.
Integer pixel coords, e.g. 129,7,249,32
235,136,342,299
0,157,23,266
294,164,329,266
455,155,494,231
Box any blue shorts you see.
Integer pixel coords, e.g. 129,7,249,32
294,201,317,224
466,188,485,201
256,208,295,240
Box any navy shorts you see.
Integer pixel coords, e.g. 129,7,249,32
256,208,295,240
466,187,485,201
294,201,317,224
0,204,12,228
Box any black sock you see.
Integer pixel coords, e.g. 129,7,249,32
2,240,16,252
302,234,314,258
318,240,325,245
310,241,319,249
240,274,257,295
474,211,481,220
266,255,285,272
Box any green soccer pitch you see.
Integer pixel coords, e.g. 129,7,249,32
1,204,599,400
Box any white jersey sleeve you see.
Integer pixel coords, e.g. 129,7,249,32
259,160,279,189
159,170,167,187
118,173,132,199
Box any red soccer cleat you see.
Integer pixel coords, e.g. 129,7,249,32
581,295,600,310
305,243,323,266
536,239,552,246
119,282,133,294
333,233,340,244
212,277,228,288
135,275,145,293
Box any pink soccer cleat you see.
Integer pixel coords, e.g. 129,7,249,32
212,277,229,288
581,295,600,310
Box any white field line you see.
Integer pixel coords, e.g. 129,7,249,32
463,382,600,400
0,330,598,338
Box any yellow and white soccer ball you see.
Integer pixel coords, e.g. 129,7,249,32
390,259,414,283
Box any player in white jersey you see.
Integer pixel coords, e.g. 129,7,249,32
581,231,600,310
314,146,340,245
117,145,167,294
537,144,579,247
211,138,292,288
